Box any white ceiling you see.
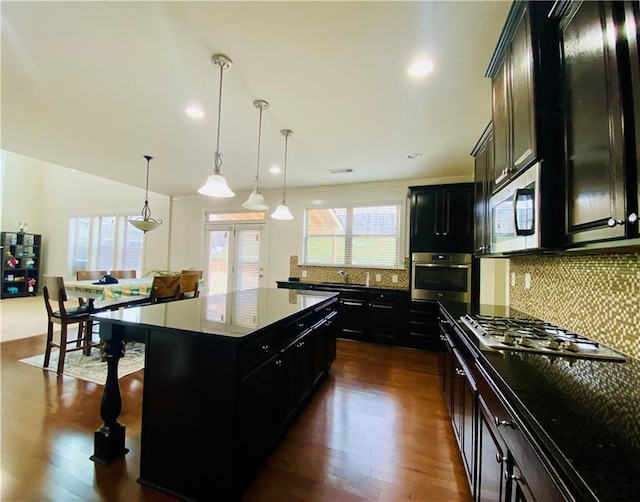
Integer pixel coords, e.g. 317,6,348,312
1,1,510,197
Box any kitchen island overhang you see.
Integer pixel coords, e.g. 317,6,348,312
90,287,339,502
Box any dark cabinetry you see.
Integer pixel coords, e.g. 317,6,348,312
438,306,572,502
339,290,401,345
554,0,639,245
471,124,494,255
408,184,474,254
1,232,41,299
406,300,439,350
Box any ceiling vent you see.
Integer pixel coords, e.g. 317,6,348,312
328,167,354,175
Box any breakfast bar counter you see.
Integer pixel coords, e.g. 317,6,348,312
90,288,339,501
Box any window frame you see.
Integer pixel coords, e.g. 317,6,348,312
301,201,403,269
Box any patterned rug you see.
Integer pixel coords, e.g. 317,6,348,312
19,342,145,385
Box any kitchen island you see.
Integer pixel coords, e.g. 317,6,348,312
90,287,339,501
438,301,640,502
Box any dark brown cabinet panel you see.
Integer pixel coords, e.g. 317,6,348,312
559,1,628,244
477,396,507,502
408,183,474,253
339,290,402,345
472,124,494,255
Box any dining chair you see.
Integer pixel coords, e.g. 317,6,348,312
149,275,182,303
110,270,137,279
181,269,203,279
180,272,200,299
43,275,101,375
76,270,107,281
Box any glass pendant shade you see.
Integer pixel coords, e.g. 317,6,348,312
271,129,294,221
129,155,163,233
242,189,270,210
199,54,235,198
271,203,294,220
198,173,235,197
242,99,270,211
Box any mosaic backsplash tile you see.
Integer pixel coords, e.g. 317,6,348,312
509,253,640,360
289,255,409,290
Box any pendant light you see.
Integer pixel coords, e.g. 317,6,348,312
242,99,270,210
271,129,294,220
129,155,163,232
198,54,235,198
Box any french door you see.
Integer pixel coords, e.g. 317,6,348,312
204,224,266,296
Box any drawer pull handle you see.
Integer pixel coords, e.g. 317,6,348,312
494,416,514,428
504,470,521,482
495,453,506,463
454,368,465,377
275,359,282,367
260,344,270,352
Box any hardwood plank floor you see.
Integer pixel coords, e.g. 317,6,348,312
1,336,471,501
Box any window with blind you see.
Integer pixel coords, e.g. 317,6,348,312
303,204,400,268
68,215,144,276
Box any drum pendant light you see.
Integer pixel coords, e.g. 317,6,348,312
198,54,235,198
271,129,294,220
129,155,163,232
242,99,270,210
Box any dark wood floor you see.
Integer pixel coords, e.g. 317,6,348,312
1,335,471,501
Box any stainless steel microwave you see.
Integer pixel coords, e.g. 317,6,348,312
411,252,472,302
489,163,540,254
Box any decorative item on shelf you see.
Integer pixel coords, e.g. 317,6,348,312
26,259,35,269
27,278,36,293
7,286,18,295
128,155,163,233
17,222,28,234
7,274,14,282
242,99,271,210
6,258,18,268
271,129,294,220
198,54,235,198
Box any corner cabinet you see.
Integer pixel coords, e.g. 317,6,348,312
1,232,41,299
553,0,640,246
408,183,474,254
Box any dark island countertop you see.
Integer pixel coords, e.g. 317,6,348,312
275,280,408,293
440,301,640,502
93,288,338,339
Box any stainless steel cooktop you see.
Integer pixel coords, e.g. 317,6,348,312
460,314,626,362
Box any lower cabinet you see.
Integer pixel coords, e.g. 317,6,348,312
438,306,573,502
339,290,402,345
407,300,439,350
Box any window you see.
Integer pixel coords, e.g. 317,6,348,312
303,204,400,268
68,215,144,276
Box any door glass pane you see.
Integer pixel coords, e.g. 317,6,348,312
235,229,261,292
96,216,116,271
68,217,90,274
207,230,229,296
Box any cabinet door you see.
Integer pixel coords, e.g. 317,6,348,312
340,297,367,340
452,348,476,487
625,0,640,234
278,342,299,431
493,58,511,187
442,184,474,252
473,128,493,255
477,397,507,502
561,1,626,244
237,356,279,487
411,189,439,239
368,301,397,343
510,5,536,175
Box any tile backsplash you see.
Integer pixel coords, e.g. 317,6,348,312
509,252,640,360
288,255,409,290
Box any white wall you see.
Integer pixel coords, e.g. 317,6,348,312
1,150,171,279
479,257,509,306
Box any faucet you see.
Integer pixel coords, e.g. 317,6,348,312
338,270,349,284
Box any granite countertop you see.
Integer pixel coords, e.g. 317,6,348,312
440,301,640,502
93,288,338,339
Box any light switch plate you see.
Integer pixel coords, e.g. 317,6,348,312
375,274,381,282
392,274,398,283
524,273,531,289
302,270,307,278
511,272,516,287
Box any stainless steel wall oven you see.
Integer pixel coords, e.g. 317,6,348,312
411,252,472,302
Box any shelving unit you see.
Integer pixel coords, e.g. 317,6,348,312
1,231,41,299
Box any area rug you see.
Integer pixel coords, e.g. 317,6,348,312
19,342,145,385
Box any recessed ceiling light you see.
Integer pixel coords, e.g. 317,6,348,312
406,152,422,159
185,106,204,118
408,60,434,76
270,166,281,174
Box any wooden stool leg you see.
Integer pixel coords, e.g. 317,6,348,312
83,320,93,356
57,324,68,375
43,321,54,368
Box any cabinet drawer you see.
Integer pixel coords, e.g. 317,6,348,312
369,292,398,303
241,331,279,373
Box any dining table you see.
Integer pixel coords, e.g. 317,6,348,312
64,278,154,308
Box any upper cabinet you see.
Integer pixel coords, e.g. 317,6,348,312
408,183,474,254
471,124,493,256
487,1,561,192
553,0,640,246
